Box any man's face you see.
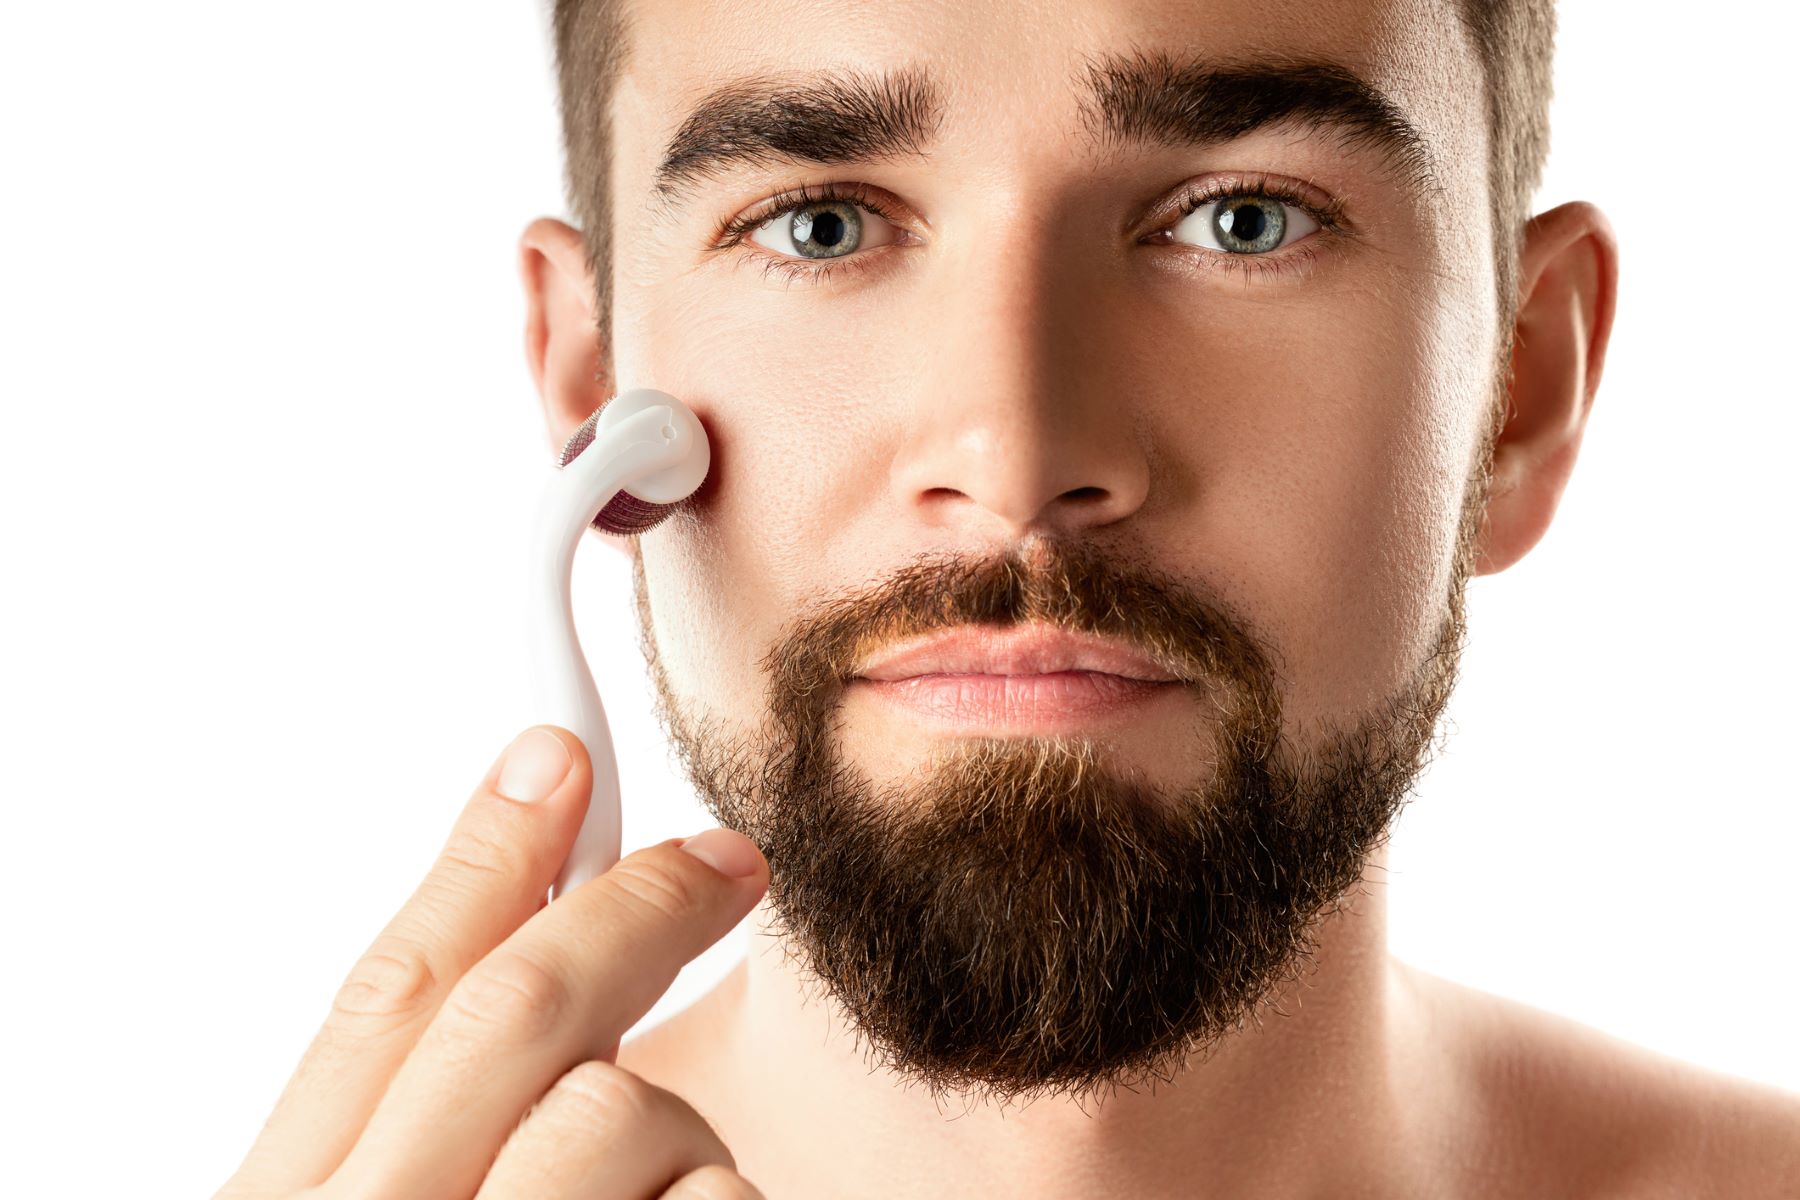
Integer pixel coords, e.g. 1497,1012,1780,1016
595,0,1504,1103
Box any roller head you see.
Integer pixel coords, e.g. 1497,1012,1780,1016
558,388,709,535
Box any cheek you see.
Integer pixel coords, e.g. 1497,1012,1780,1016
1166,271,1488,733
603,265,791,721
626,264,928,719
630,296,873,726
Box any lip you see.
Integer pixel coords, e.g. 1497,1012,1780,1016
849,623,1186,733
851,671,1182,730
855,623,1182,682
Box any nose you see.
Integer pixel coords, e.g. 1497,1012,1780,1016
889,236,1152,540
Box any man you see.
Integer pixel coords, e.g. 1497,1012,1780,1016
217,0,1799,1197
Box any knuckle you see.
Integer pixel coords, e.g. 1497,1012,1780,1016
604,856,703,925
330,934,440,1033
545,1062,734,1164
436,822,531,889
663,1164,764,1200
547,1059,659,1125
443,951,570,1041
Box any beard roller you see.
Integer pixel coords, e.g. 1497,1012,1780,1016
527,387,710,901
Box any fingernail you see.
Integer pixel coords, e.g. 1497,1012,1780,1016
677,828,764,879
497,729,571,803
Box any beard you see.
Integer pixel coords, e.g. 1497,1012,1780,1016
628,385,1498,1109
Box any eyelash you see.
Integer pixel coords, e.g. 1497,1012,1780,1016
713,181,907,288
712,174,1347,288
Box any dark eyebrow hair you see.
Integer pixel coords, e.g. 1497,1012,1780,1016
651,65,943,214
648,49,1445,217
1075,49,1445,202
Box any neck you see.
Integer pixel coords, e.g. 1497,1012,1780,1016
690,844,1437,1199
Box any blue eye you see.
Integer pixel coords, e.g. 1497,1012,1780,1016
1169,194,1322,255
717,175,1345,287
746,196,902,261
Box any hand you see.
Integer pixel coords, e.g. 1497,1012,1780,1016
214,725,770,1199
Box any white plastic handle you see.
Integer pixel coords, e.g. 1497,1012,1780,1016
526,398,700,900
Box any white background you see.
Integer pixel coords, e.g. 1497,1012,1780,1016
2,2,1796,1194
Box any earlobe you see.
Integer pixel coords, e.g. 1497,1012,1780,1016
1473,200,1620,576
517,216,638,561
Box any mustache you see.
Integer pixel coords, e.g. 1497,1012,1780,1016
756,536,1284,746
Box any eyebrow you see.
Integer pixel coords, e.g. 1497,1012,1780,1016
648,48,1446,217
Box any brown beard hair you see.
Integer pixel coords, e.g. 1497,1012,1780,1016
627,338,1506,1110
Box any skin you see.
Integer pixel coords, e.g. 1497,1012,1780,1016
503,0,1799,1195
216,3,1794,1196
215,729,777,1199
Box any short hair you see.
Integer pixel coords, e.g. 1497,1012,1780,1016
549,0,1555,387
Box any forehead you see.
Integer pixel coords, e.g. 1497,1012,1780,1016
609,0,1487,224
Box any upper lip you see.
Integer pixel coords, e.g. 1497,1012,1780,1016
854,623,1182,682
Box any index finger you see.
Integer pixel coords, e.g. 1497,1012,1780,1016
225,725,596,1195
327,826,768,1197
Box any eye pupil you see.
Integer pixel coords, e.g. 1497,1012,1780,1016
792,202,858,258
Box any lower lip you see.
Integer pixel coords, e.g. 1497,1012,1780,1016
850,671,1183,732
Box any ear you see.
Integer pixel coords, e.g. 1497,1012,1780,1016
518,216,637,561
1473,200,1620,576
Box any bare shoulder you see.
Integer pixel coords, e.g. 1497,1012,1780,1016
1401,962,1800,1199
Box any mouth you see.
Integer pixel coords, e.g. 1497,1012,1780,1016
849,622,1186,733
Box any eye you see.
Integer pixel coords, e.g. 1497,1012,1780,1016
715,176,1343,288
1166,191,1322,256
746,196,902,261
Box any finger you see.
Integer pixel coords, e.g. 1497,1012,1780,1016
327,828,768,1198
473,1059,735,1199
661,1164,769,1200
225,726,594,1194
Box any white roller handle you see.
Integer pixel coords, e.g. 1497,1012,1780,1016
527,405,683,900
